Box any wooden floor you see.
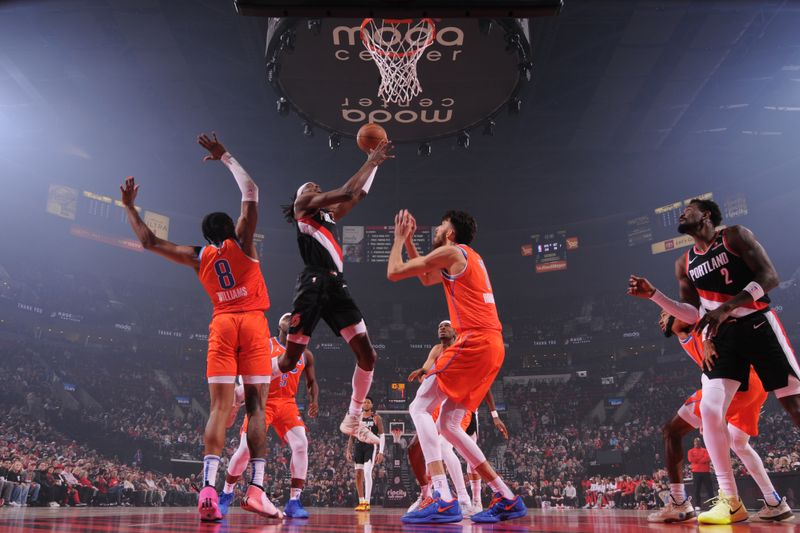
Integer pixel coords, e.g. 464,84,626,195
0,506,797,532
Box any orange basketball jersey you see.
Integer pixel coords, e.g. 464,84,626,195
198,238,269,316
441,245,502,332
268,337,305,400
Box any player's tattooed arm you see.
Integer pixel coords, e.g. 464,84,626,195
374,414,385,465
120,177,199,271
696,226,779,336
303,349,319,418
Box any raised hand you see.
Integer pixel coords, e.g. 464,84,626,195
197,132,227,161
394,209,414,241
366,138,395,167
627,275,656,298
120,176,139,207
407,368,426,383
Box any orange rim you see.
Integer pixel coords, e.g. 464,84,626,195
360,18,437,58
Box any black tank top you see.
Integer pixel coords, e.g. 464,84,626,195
295,209,343,272
686,229,770,318
361,413,380,437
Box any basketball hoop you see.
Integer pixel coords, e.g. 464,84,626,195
360,18,436,105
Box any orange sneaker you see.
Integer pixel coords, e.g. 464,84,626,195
241,484,284,519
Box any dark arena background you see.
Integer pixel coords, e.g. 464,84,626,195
1,0,800,531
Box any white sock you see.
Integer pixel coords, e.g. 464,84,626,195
250,458,265,487
223,481,236,495
669,483,686,504
764,491,781,506
203,455,220,487
431,474,453,501
487,477,514,500
359,497,366,504
421,483,431,499
290,488,302,501
349,366,373,416
470,479,481,505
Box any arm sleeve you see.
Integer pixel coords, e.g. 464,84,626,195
221,152,258,202
650,290,701,324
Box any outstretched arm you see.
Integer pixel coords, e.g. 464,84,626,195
302,349,319,418
388,210,462,282
294,140,394,221
120,177,199,270
627,271,700,325
197,133,259,259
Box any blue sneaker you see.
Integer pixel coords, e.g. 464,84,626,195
284,498,309,519
471,493,527,523
218,491,234,517
401,492,462,524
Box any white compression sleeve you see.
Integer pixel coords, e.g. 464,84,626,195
221,152,258,202
362,167,377,194
650,290,701,324
378,433,385,455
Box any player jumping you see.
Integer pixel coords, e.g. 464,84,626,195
278,140,393,445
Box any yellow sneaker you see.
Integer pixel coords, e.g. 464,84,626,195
697,490,749,524
354,502,367,512
364,503,371,511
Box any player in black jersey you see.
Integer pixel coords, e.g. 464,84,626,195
278,139,393,445
346,397,385,511
629,198,800,524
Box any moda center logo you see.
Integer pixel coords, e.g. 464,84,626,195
331,24,463,124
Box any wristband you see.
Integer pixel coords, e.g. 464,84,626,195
362,167,377,194
742,281,765,301
491,410,499,419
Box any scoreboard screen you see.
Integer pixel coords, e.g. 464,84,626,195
532,231,567,273
388,382,406,404
341,225,433,264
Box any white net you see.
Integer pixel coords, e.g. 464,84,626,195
360,18,436,105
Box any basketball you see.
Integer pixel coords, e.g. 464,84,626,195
356,123,388,153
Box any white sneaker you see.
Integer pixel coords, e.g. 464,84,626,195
647,496,696,523
339,413,360,437
49,501,60,508
459,499,475,517
407,493,426,514
757,497,794,522
356,424,380,445
8,502,20,507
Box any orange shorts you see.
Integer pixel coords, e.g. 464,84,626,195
241,399,305,442
683,380,767,437
207,311,270,378
430,329,504,412
431,405,472,432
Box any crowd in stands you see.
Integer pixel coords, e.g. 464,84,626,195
2,261,800,511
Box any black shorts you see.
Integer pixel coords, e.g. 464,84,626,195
288,267,364,338
465,412,477,436
353,442,375,465
704,309,799,392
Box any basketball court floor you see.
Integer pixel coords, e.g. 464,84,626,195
0,507,797,532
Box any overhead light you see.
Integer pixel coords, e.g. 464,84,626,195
508,97,522,114
483,120,496,136
276,97,290,116
417,142,431,157
328,133,341,150
457,131,470,149
303,123,313,137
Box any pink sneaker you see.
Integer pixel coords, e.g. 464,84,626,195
241,484,283,519
198,485,222,522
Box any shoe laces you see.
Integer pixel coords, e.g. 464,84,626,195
417,497,436,510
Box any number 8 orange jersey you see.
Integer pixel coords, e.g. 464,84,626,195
198,238,270,315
